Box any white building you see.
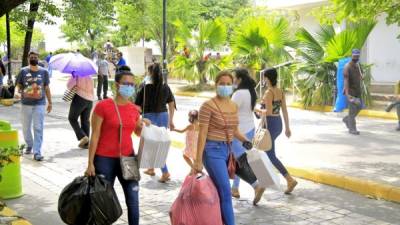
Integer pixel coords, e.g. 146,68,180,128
264,0,400,86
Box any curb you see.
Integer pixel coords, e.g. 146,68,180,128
287,167,400,204
290,102,397,120
174,92,398,121
0,204,32,225
175,91,212,99
170,139,400,204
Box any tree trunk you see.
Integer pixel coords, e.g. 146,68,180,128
196,60,207,85
22,1,40,67
88,29,95,53
0,0,28,17
6,12,12,80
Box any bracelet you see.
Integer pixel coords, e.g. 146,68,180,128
242,141,253,150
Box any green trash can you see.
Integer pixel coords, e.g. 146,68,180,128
0,120,23,199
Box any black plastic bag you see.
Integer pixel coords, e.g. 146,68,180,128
58,175,122,225
58,176,92,225
89,175,123,225
235,153,257,185
0,85,14,99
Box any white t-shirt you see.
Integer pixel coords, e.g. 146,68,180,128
231,89,255,134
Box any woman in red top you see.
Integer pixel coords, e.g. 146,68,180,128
85,67,149,225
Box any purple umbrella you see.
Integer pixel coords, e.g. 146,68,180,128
49,53,97,77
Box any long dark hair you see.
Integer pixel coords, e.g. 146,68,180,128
151,63,164,111
234,68,257,110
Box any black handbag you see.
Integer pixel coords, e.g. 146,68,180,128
235,153,257,185
0,85,14,99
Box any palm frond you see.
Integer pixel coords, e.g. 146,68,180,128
316,24,336,46
325,19,376,62
296,28,325,62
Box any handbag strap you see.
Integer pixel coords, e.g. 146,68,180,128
112,99,123,157
257,116,267,132
142,83,146,117
211,98,232,146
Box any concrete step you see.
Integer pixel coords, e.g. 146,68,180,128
370,82,396,94
371,93,398,102
370,100,391,111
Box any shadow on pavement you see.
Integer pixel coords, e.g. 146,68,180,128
5,193,62,225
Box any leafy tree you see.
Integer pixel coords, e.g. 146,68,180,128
0,17,44,59
314,0,400,37
9,0,60,66
114,0,150,46
114,0,202,58
198,0,250,20
0,0,28,17
61,0,115,53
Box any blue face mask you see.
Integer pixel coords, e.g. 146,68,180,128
217,85,233,97
119,85,135,98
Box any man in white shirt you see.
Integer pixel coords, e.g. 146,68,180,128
96,55,111,100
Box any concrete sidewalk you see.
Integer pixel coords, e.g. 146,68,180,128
1,78,400,224
3,124,400,225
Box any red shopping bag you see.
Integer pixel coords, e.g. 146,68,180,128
170,174,223,225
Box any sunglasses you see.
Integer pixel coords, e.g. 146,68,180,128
120,82,135,86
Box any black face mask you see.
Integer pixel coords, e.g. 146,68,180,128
352,59,359,63
29,59,38,66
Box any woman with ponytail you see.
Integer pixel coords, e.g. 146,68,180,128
135,63,176,182
230,68,265,205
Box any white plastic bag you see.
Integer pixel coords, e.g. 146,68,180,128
247,149,281,190
138,124,171,168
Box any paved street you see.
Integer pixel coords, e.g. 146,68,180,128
1,78,400,224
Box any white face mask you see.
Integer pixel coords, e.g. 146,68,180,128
144,75,152,84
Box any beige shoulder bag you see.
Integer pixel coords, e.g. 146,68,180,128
253,116,272,152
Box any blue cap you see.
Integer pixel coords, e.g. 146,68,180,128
352,49,361,56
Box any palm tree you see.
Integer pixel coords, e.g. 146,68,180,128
295,25,337,106
295,19,376,107
171,18,228,84
230,17,297,89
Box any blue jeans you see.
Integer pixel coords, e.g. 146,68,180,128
94,155,139,225
143,112,169,173
232,129,255,189
266,116,288,176
21,104,45,155
203,140,235,225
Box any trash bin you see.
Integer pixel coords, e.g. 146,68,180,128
0,120,23,199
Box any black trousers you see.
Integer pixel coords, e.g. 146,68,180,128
97,75,108,98
68,94,93,141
